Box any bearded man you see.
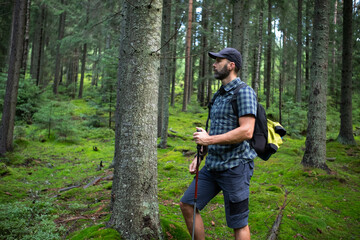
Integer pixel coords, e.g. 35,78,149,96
180,48,258,240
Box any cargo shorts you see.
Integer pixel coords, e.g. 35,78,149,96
180,161,254,229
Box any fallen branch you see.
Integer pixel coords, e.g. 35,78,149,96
58,185,80,192
267,189,291,240
83,177,102,189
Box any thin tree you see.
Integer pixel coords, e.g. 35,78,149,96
182,0,193,112
253,0,264,97
0,0,27,155
53,0,66,94
158,0,172,148
302,0,330,171
108,1,163,239
337,0,356,145
295,0,302,103
265,0,272,109
78,0,89,99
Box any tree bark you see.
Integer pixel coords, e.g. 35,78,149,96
0,0,27,155
295,0,302,103
337,0,356,145
53,0,66,94
158,0,172,148
254,0,264,97
108,1,163,239
182,0,193,112
78,1,89,99
302,0,330,171
265,0,272,109
20,0,31,75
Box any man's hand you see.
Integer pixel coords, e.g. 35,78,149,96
189,157,199,174
193,127,211,146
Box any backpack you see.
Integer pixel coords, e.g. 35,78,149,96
206,83,286,161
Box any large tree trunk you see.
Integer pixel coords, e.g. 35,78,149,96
337,0,356,145
302,0,330,171
158,0,172,148
295,0,302,103
0,0,27,155
182,0,193,112
53,0,66,95
108,1,163,239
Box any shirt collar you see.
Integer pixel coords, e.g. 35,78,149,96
222,77,242,93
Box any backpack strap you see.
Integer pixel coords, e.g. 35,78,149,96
230,82,247,126
205,90,221,132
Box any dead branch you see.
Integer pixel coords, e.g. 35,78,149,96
267,189,290,240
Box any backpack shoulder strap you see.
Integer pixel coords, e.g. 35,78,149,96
231,82,247,120
205,89,221,132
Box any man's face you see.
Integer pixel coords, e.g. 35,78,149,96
213,58,230,80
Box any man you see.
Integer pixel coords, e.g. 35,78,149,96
180,48,257,240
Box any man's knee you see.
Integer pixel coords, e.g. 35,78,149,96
180,201,191,212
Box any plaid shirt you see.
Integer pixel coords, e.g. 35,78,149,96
205,78,258,171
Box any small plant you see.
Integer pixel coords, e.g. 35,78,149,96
0,199,66,240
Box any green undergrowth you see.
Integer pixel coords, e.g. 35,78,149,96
0,92,359,239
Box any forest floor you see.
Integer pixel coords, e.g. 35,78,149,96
0,94,359,240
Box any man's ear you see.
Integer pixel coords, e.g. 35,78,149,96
228,62,236,71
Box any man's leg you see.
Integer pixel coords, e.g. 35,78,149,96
180,202,205,240
234,225,250,240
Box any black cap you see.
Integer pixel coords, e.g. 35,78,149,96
208,48,242,70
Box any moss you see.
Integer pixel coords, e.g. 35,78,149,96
67,224,122,240
161,218,190,240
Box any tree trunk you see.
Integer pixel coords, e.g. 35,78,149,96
302,0,330,171
0,0,27,155
295,0,302,103
254,0,264,97
53,0,66,94
108,1,163,239
182,0,193,112
240,1,251,83
36,4,46,86
20,0,31,75
170,2,181,107
305,0,311,92
158,0,172,148
330,0,338,96
337,0,356,145
78,2,89,99
265,0,272,109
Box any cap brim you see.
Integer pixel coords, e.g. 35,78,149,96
208,52,226,59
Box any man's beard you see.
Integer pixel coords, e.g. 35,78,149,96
213,64,230,80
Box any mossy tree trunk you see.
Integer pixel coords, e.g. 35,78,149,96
0,0,27,155
302,0,330,171
337,0,356,145
108,0,163,239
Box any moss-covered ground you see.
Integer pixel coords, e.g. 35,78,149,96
0,93,359,240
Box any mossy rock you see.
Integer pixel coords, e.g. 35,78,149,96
67,224,122,240
68,220,189,240
161,218,190,240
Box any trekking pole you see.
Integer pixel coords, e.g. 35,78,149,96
192,130,202,240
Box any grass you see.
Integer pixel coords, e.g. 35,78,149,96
0,92,359,240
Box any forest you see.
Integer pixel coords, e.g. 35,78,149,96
0,0,359,239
